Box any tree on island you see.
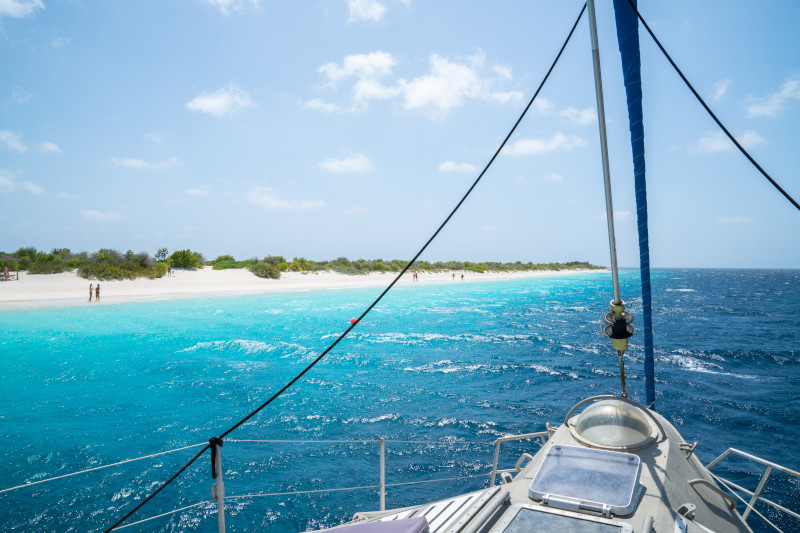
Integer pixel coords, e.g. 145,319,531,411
168,249,204,269
1,245,603,281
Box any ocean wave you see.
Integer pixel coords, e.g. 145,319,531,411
111,487,133,502
526,364,579,379
659,354,757,379
403,360,489,374
343,413,400,424
560,343,600,355
178,339,312,358
347,332,543,346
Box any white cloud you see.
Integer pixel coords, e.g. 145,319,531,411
318,153,375,173
718,216,756,224
319,51,396,84
490,91,523,104
0,0,44,19
9,87,32,105
0,170,17,192
712,78,731,101
111,156,182,169
0,130,28,152
353,77,401,102
314,50,521,118
503,132,587,156
21,180,43,194
560,107,596,125
736,130,767,149
37,141,61,154
186,186,211,196
186,83,256,117
695,130,766,153
52,37,70,48
302,99,344,113
493,65,513,80
199,0,262,15
247,187,324,210
81,209,120,221
398,54,488,118
145,132,165,143
347,0,386,22
438,161,476,173
547,172,563,182
745,79,800,118
531,98,555,114
58,191,78,199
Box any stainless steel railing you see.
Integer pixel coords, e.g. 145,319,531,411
3,435,547,531
706,447,800,531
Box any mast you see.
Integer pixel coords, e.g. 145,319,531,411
587,0,634,399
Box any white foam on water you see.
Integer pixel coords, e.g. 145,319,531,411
661,354,758,379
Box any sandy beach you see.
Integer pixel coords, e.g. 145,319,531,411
0,267,605,309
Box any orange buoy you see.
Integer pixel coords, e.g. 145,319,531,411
350,318,357,325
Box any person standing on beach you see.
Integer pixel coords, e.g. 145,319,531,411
461,273,464,281
89,283,93,302
95,283,100,301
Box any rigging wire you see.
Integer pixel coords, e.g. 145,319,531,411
624,0,800,212
103,444,210,532
0,443,207,495
103,4,588,530
216,1,587,443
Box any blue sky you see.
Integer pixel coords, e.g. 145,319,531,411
1,0,798,268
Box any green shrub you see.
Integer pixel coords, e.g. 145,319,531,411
66,258,86,269
334,267,367,276
168,249,202,269
28,261,72,275
12,247,37,269
78,263,141,280
211,255,235,264
213,259,244,270
249,263,281,279
150,262,168,278
263,255,286,266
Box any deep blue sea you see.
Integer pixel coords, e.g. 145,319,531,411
1,269,798,532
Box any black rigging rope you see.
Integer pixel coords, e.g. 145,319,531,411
103,444,210,532
103,4,587,530
624,0,800,212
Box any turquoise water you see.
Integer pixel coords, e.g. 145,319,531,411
1,269,798,532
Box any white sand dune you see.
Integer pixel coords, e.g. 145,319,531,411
0,267,605,309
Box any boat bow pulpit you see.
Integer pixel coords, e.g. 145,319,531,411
333,396,752,533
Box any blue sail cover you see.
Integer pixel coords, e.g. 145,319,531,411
613,0,655,408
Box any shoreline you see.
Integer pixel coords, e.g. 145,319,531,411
0,267,607,310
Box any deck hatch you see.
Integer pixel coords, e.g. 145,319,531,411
492,505,633,533
528,445,641,516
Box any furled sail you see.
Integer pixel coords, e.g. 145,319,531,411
613,0,655,408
